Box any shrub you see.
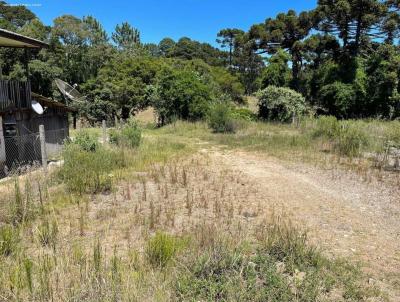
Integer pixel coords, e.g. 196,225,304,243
231,108,257,121
312,116,340,139
335,123,369,157
257,86,309,122
108,128,120,146
146,232,183,268
208,103,236,133
121,123,141,148
72,130,99,152
0,225,19,256
110,119,142,148
319,82,356,118
59,144,125,194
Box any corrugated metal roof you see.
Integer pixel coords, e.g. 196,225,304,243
31,92,77,113
0,28,49,48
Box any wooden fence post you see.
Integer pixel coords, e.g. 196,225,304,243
114,116,118,129
102,120,107,144
39,125,47,171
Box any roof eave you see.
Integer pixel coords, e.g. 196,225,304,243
0,28,49,49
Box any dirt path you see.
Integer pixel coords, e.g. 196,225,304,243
208,149,400,300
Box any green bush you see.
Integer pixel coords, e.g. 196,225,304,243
59,144,125,194
319,82,356,118
312,116,340,139
73,130,99,152
257,86,309,122
0,225,19,256
110,119,142,148
208,103,236,133
335,123,369,157
108,128,120,146
121,123,141,148
146,232,183,268
231,107,257,121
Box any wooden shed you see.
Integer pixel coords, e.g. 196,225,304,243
0,29,75,175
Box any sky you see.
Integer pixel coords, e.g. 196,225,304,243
15,0,317,46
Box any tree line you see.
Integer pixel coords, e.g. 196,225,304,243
1,0,400,122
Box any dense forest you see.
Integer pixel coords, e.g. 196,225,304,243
2,0,400,122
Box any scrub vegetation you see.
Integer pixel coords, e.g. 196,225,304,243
1,0,400,300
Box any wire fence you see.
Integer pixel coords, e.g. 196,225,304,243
45,128,69,159
1,128,69,177
3,132,41,175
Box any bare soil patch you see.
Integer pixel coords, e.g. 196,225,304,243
24,146,399,300
207,148,400,300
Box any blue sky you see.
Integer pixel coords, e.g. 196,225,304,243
20,0,317,46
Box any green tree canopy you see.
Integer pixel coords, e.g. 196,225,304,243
112,22,140,50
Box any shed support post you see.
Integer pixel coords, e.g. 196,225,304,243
39,125,47,171
24,47,30,80
0,116,6,176
73,113,77,130
102,120,107,144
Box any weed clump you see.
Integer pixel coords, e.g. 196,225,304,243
175,221,369,302
311,116,369,157
146,232,184,268
0,225,19,256
72,129,100,152
9,178,36,225
258,220,322,272
208,103,236,133
312,115,340,139
59,144,125,194
109,119,142,148
37,217,58,249
335,122,369,157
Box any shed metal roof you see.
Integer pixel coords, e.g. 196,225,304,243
32,92,77,113
0,28,49,48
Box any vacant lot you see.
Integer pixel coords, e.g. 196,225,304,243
0,120,399,301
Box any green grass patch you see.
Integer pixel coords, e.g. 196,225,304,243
175,221,376,302
58,144,126,194
0,225,20,257
146,232,187,268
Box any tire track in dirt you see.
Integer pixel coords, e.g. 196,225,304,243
208,149,400,300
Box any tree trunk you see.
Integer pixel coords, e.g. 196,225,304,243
229,43,233,68
291,50,301,91
121,106,130,120
354,2,363,56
